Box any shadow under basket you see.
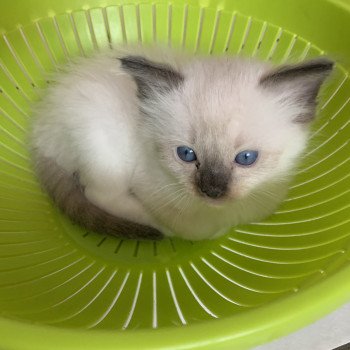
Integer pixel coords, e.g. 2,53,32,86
1,0,350,349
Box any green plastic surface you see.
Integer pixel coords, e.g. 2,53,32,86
0,0,350,349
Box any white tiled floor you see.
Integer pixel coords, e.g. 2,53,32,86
255,302,350,350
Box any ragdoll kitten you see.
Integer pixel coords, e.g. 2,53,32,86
31,47,333,240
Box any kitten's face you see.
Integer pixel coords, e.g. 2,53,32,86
152,76,308,204
121,55,333,205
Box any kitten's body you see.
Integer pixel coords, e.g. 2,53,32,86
31,48,333,240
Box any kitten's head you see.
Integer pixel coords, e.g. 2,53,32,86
121,54,333,205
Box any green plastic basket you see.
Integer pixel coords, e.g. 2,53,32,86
1,0,350,349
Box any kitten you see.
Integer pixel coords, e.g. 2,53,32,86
30,47,333,240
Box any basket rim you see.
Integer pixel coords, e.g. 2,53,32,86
1,264,350,349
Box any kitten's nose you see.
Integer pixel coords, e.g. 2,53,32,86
196,163,231,200
200,187,225,199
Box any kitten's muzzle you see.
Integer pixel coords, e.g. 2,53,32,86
195,164,231,200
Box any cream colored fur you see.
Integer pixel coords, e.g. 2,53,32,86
31,47,331,240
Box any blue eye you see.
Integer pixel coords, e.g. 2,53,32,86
235,150,259,166
177,146,197,162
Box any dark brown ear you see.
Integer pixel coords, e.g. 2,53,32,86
120,56,184,99
259,58,334,123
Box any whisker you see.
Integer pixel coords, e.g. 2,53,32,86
151,194,184,217
148,182,180,199
173,194,193,232
149,188,186,215
171,193,188,229
148,186,184,209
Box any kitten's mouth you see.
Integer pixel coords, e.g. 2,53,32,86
197,191,228,208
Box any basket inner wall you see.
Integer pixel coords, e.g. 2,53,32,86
0,2,350,331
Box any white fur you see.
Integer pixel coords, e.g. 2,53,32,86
31,48,315,240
